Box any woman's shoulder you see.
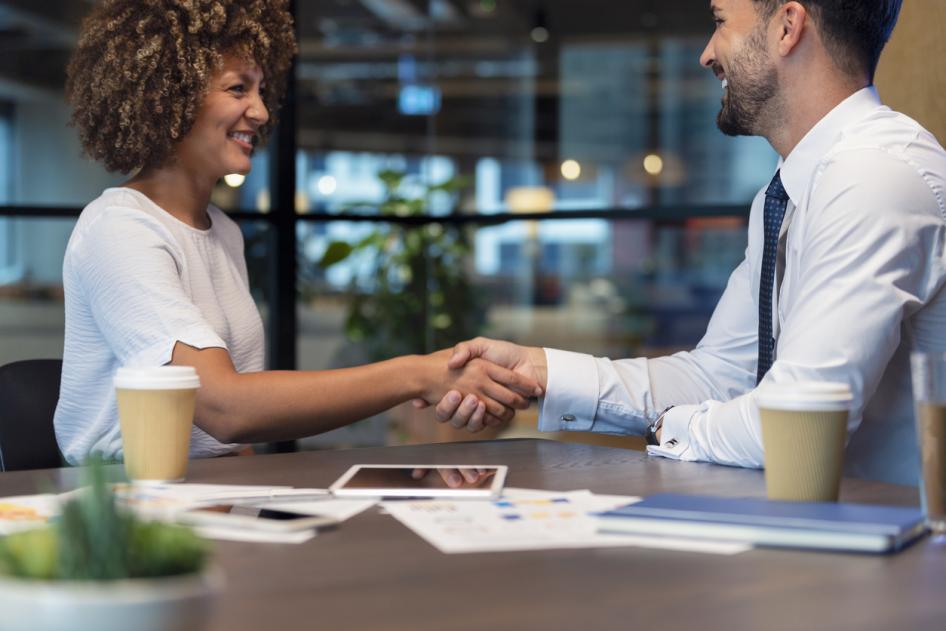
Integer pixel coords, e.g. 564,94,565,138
69,188,179,259
79,187,168,227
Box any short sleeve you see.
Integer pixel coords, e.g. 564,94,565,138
68,206,227,367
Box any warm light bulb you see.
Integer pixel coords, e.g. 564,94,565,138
505,186,555,213
643,154,664,175
223,173,246,187
561,159,581,181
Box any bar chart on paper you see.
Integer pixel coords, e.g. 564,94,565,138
381,488,748,555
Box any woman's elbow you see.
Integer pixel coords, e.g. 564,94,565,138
194,398,251,444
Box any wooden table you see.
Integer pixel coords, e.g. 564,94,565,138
1,439,942,630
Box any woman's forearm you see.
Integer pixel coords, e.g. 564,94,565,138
172,343,537,444
196,354,433,443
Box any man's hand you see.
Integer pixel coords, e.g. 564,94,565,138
415,349,542,433
416,338,547,431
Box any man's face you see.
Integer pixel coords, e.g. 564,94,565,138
700,0,780,136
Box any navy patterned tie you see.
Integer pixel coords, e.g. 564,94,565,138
757,170,788,384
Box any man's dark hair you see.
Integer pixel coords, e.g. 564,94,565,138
752,0,902,81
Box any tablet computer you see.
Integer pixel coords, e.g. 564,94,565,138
329,465,507,499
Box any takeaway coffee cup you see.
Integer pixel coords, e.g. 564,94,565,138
756,382,853,502
114,366,201,483
910,352,946,535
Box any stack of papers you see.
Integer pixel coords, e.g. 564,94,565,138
0,494,60,536
113,483,328,516
114,483,376,544
0,485,378,545
381,488,749,555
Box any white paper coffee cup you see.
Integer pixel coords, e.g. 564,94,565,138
114,366,200,483
756,381,853,502
114,366,201,390
755,381,853,411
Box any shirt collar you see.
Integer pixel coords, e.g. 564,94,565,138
778,86,883,205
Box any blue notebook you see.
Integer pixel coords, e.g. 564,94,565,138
597,493,927,553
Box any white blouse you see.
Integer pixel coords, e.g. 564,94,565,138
54,187,265,464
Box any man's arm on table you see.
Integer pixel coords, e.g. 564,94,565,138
659,156,943,466
436,155,942,468
649,155,945,466
432,252,760,461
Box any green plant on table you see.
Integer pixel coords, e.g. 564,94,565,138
0,460,208,581
318,169,484,360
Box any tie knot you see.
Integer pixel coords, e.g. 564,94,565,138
766,170,788,202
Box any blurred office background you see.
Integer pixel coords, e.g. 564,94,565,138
0,0,937,449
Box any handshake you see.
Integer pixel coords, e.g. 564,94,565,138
413,337,548,433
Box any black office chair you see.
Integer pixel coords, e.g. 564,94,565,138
0,359,64,472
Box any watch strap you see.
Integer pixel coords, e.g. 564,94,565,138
645,406,674,446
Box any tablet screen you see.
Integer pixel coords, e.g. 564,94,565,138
330,465,507,498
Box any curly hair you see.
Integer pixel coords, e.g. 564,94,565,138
66,0,297,174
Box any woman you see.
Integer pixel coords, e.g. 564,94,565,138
55,0,539,465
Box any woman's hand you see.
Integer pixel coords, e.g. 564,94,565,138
416,349,542,433
413,339,547,432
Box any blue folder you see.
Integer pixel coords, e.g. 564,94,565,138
597,493,927,553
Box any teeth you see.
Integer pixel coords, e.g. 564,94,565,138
229,132,254,144
721,79,728,90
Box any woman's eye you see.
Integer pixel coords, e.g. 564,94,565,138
228,84,246,94
713,18,724,29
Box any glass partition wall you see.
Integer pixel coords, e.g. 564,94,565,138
0,0,776,449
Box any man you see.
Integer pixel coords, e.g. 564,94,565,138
428,0,946,486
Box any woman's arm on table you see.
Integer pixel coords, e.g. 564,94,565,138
171,343,542,444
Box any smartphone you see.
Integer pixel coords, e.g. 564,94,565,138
329,464,507,499
179,504,339,533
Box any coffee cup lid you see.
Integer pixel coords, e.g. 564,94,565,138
755,381,852,411
114,366,200,390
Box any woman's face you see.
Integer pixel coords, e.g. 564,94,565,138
174,53,268,181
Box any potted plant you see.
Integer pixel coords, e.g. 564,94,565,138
317,169,483,361
315,170,494,443
0,463,219,631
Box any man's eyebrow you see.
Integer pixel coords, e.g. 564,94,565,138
710,2,720,15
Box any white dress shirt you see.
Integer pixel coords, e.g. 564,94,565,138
539,87,946,486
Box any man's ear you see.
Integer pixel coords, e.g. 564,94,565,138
775,1,809,58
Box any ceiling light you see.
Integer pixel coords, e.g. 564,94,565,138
317,175,338,196
223,173,245,187
561,160,581,181
530,26,549,43
643,154,664,176
506,186,555,213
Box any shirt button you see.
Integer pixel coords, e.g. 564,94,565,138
561,414,576,422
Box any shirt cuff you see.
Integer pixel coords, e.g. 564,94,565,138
537,348,599,432
646,404,701,461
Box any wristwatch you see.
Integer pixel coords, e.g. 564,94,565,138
645,407,674,446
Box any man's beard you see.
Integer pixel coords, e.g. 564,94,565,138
716,28,779,137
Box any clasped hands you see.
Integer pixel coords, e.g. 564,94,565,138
417,338,548,433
